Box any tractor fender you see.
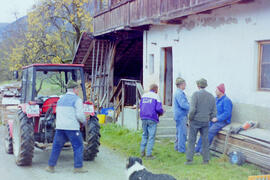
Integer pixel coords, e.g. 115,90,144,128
18,104,27,114
7,120,13,138
42,97,59,114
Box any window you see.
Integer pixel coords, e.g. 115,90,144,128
21,69,27,103
35,69,83,98
149,54,154,74
258,41,270,90
26,67,33,102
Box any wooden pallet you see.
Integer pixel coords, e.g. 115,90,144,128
211,128,270,172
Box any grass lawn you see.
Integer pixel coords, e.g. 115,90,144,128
0,80,18,86
100,123,262,180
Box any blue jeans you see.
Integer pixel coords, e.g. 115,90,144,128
48,130,84,168
140,119,157,156
195,121,227,153
175,117,187,152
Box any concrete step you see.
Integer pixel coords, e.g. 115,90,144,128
156,126,176,136
156,134,176,140
162,111,174,117
158,117,176,127
163,105,173,111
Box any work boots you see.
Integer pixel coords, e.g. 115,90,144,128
73,167,88,173
45,166,55,173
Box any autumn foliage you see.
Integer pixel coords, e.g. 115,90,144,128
0,0,93,80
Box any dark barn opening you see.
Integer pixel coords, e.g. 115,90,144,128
114,37,143,85
113,34,143,106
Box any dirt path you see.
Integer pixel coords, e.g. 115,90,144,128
0,126,127,180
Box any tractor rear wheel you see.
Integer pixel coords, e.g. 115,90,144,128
12,110,34,166
4,124,13,154
83,115,100,161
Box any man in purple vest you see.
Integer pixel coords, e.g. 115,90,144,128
140,84,164,159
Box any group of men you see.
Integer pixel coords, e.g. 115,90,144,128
139,78,233,164
45,77,233,173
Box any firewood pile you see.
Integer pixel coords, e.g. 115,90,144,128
85,81,91,100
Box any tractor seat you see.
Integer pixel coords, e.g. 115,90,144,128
35,96,49,107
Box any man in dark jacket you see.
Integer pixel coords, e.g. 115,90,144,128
195,83,233,153
140,84,164,159
186,78,216,165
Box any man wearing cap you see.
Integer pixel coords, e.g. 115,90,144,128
186,78,216,165
46,80,87,173
173,77,190,153
195,83,233,153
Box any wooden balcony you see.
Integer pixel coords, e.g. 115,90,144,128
93,0,246,36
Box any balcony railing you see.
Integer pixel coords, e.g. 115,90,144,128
93,0,243,36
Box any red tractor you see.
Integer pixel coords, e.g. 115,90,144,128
4,64,100,166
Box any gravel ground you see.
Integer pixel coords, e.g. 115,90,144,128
0,125,127,180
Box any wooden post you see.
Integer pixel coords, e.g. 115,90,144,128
136,86,139,130
94,41,100,103
102,41,109,103
107,42,117,107
103,42,112,107
98,41,104,106
91,40,96,102
113,96,116,123
121,81,125,127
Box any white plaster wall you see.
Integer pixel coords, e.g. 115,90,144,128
143,0,270,108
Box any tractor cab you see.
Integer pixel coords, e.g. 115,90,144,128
20,64,87,104
19,64,92,118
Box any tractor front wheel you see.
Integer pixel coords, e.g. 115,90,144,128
4,124,13,154
83,115,100,161
12,110,34,166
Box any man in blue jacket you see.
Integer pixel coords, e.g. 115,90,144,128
173,77,189,153
195,83,233,153
140,84,164,159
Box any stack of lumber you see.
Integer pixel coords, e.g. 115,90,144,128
0,84,20,125
210,123,270,172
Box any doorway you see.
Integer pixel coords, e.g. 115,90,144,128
161,47,173,106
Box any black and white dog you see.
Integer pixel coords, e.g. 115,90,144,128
126,157,177,180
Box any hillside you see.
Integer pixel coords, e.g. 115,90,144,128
0,23,9,38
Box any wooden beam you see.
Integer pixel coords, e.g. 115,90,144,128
121,82,125,126
198,10,213,14
160,0,242,22
90,41,96,101
94,41,100,100
108,42,117,104
101,41,110,106
98,41,104,106
136,87,139,130
238,0,254,4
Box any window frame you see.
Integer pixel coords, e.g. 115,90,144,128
149,54,154,74
258,40,270,91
